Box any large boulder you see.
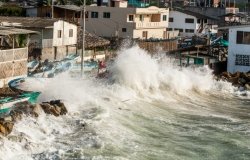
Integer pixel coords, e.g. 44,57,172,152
49,107,60,117
245,83,250,91
41,100,68,116
40,103,52,114
0,123,7,136
57,102,68,115
30,104,42,117
10,110,22,122
3,122,14,134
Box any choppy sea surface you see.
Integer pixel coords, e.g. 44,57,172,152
0,46,250,160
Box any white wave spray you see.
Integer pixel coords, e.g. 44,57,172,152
0,45,247,160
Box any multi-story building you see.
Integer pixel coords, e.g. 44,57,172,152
224,25,250,73
0,17,78,61
86,1,169,39
168,9,218,37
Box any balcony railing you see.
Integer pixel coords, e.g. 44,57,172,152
134,22,166,29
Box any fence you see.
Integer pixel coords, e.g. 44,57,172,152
137,40,178,54
0,48,28,80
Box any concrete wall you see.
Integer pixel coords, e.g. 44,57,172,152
41,46,76,61
133,28,166,39
86,6,169,39
53,20,77,47
228,27,250,73
86,6,135,38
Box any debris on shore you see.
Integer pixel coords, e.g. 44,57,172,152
0,100,67,136
217,71,250,91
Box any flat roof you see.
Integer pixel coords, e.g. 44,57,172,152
217,24,250,30
54,5,82,12
0,17,57,28
0,27,38,36
173,8,219,20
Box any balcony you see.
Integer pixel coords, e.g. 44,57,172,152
134,22,166,29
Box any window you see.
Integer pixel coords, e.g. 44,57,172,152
204,19,207,23
163,15,167,21
175,28,183,32
167,28,173,31
185,18,194,23
139,15,144,21
129,15,134,21
57,30,62,38
103,12,110,18
75,12,81,18
122,28,127,32
235,54,250,66
85,11,88,18
185,29,194,33
237,31,250,44
163,31,167,39
91,12,98,18
142,31,148,38
69,29,73,37
169,17,174,22
197,19,201,24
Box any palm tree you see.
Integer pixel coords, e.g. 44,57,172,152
37,0,52,6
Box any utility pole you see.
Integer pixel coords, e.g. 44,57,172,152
81,0,86,77
52,0,54,18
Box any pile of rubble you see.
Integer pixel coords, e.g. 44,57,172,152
0,100,67,136
218,71,250,91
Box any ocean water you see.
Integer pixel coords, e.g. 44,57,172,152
0,46,250,160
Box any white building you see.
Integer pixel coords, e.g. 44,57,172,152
0,17,78,61
168,10,218,37
224,25,250,73
86,1,169,39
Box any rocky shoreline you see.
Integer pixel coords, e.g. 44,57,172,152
217,71,250,91
0,100,67,136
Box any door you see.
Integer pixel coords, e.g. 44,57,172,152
142,31,148,39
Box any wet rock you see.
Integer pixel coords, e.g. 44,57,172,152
31,104,42,117
218,71,250,90
0,123,7,136
245,84,250,91
57,102,67,115
41,101,68,116
238,78,247,85
49,107,60,117
4,122,14,134
10,110,22,122
0,116,13,122
221,72,231,79
40,103,52,114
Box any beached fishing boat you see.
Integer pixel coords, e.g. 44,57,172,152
0,91,40,114
27,60,39,73
0,78,40,114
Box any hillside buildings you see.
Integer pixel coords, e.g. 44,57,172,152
86,1,169,39
0,17,78,61
168,9,218,37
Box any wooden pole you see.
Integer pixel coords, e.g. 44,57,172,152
81,0,86,77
